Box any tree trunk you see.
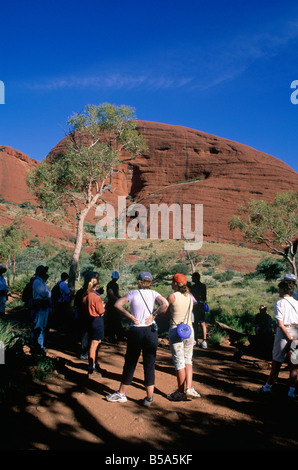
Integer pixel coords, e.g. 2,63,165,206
288,256,297,278
68,211,87,293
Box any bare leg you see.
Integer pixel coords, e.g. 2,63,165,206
145,384,154,399
185,364,193,389
201,322,207,340
266,360,282,385
119,383,128,395
177,368,186,392
289,364,298,388
88,339,100,370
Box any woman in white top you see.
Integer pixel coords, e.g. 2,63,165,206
106,271,168,406
167,273,201,401
257,280,298,398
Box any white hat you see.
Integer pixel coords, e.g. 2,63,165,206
284,273,297,282
290,340,298,365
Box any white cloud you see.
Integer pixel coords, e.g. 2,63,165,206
22,17,298,95
26,73,194,92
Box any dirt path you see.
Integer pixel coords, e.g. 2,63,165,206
1,325,297,454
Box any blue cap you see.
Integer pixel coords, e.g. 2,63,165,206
112,271,119,279
137,271,153,281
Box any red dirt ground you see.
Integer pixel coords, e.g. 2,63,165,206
1,311,298,458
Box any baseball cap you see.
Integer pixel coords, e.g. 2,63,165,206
112,271,119,279
35,265,49,276
137,271,153,281
172,273,187,285
284,273,297,282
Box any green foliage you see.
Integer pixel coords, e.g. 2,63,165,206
0,319,16,344
256,257,285,280
33,356,55,381
213,270,235,282
229,191,298,275
92,243,128,270
27,103,147,213
0,219,30,265
27,103,148,287
10,275,31,295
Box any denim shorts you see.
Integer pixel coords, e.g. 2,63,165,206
88,315,104,341
169,326,194,370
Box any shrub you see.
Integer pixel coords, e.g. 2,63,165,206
256,257,285,281
213,270,235,282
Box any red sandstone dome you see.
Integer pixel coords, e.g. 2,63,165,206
0,146,38,204
0,122,297,244
47,120,297,243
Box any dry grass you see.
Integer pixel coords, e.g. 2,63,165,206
103,238,273,274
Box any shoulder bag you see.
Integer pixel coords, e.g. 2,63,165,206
175,299,192,340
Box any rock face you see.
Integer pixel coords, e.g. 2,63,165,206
124,121,298,243
0,146,38,204
0,122,297,246
0,146,75,244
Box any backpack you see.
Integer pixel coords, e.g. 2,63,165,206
51,281,62,303
22,279,34,303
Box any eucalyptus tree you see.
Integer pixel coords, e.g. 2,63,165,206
229,191,298,277
27,103,147,290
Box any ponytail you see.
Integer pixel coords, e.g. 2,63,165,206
177,283,189,296
87,277,99,293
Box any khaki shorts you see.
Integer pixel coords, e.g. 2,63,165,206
169,326,194,370
272,326,298,363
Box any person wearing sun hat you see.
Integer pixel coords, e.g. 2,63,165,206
283,273,298,300
0,265,9,317
166,273,201,401
106,271,168,406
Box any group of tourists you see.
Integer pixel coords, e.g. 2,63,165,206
76,269,205,405
1,262,298,404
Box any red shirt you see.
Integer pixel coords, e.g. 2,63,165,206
82,291,105,318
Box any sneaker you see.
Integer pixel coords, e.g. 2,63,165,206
143,396,153,407
88,369,102,377
256,386,271,394
106,391,127,403
167,390,185,401
87,367,102,378
201,340,207,349
80,353,88,360
185,387,201,399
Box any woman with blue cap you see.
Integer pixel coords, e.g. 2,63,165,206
106,271,168,406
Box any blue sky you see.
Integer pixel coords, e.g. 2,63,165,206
1,0,298,172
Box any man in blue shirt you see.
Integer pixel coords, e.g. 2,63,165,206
31,265,51,353
0,265,9,317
